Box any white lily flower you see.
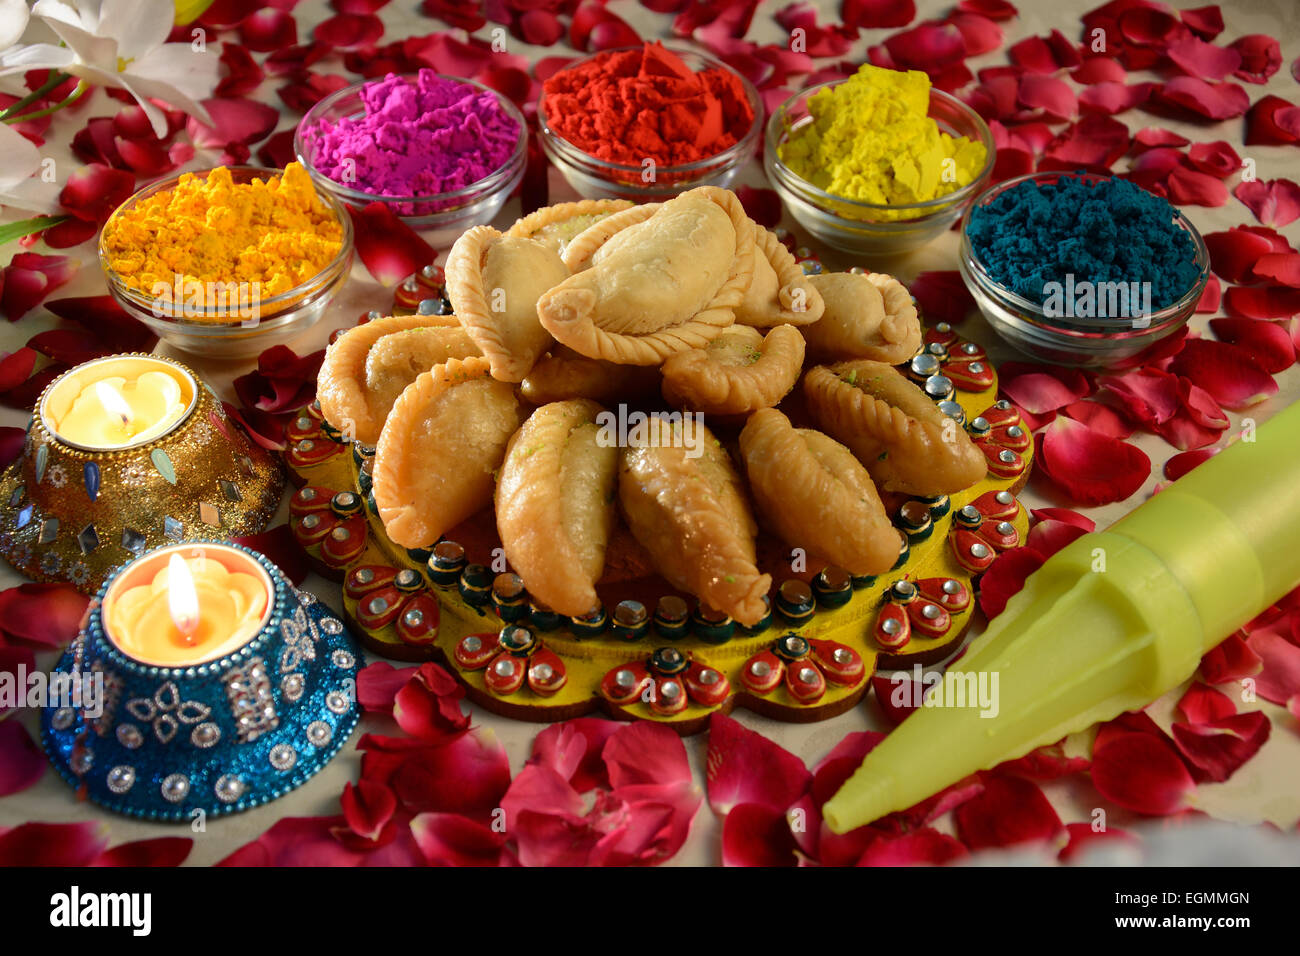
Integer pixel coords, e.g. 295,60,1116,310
0,0,218,138
0,0,31,52
0,122,60,214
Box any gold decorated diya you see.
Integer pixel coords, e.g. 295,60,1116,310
0,354,285,595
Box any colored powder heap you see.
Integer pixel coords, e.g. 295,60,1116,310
303,70,521,196
967,175,1200,308
542,42,755,166
103,162,343,302
779,64,987,206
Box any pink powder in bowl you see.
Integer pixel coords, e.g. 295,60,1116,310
300,70,522,198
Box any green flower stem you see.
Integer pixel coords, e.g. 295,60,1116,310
0,216,69,246
2,81,88,125
0,72,69,122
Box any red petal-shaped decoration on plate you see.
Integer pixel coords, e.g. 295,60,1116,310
843,0,916,28
0,722,45,796
94,837,193,867
1058,822,1138,862
1166,36,1240,81
1229,34,1281,84
706,712,811,816
1245,628,1300,705
1171,712,1270,783
392,661,470,740
1199,632,1263,684
239,8,297,52
721,802,800,866
1165,165,1228,207
1244,94,1300,146
0,822,110,866
1177,682,1236,724
1156,76,1249,120
409,812,510,866
1208,317,1295,372
858,827,968,866
977,546,1045,619
315,12,384,49
1035,417,1150,506
356,660,416,713
1091,732,1196,815
0,582,89,648
1168,338,1279,408
1061,399,1135,439
910,270,975,325
350,202,436,287
187,98,279,148
1233,178,1300,229
954,774,1063,850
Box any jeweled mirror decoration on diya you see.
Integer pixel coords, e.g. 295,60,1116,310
285,244,1032,733
0,354,284,595
41,541,363,820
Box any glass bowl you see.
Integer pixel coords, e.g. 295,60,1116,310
296,73,526,244
765,80,995,255
958,171,1210,368
99,166,354,362
537,46,762,201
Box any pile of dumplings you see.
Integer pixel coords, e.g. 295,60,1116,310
317,187,988,627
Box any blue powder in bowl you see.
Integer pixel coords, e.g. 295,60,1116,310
966,175,1200,310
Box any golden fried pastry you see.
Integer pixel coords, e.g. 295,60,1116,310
520,346,660,405
318,314,472,446
373,356,525,549
803,360,986,496
801,272,922,364
537,186,755,365
496,400,618,617
735,226,824,327
739,408,902,576
618,418,771,626
661,324,805,416
505,199,634,256
560,202,662,272
445,226,570,382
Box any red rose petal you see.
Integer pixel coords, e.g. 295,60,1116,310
0,254,80,321
1200,633,1263,684
1156,76,1249,120
570,2,640,53
0,582,89,648
1180,4,1223,39
1186,140,1240,178
315,12,383,49
1229,34,1281,84
1118,4,1180,46
356,660,416,714
1244,95,1300,146
529,718,621,792
909,270,975,325
216,42,263,97
1134,126,1189,148
1225,284,1300,321
1177,682,1237,724
1208,317,1295,372
1073,56,1128,85
1026,518,1090,558
265,42,329,77
0,822,111,866
1059,822,1138,862
218,814,423,866
187,98,279,148
950,12,1002,57
858,827,968,866
871,672,921,724
1036,417,1151,506
735,185,782,228
884,21,966,71
721,803,800,866
93,837,193,867
419,0,486,31
1196,274,1221,313
1245,629,1300,705
256,128,296,168
1079,81,1155,114
1018,73,1077,121
843,0,917,29
392,662,469,740
1233,178,1300,229
1171,712,1270,783
390,731,512,818
957,0,1017,19
0,722,45,796
238,8,297,52
1097,366,1180,426
996,740,1090,780
340,779,397,842
350,202,435,287
990,145,1035,184
1043,114,1130,169
1028,507,1096,531
1163,446,1217,480
409,813,511,866
955,774,1063,850
1253,253,1300,287
1061,399,1136,439
1203,227,1277,283
1000,370,1090,415
1167,36,1241,81
1169,337,1279,408
59,164,135,227
706,712,811,816
277,72,350,114
1166,164,1229,207
977,546,1046,619
1090,732,1196,815
603,721,691,789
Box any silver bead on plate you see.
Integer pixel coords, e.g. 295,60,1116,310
331,650,355,669
214,775,245,804
462,636,482,654
160,773,190,803
833,648,853,664
71,749,93,773
269,744,298,771
750,661,771,678
996,490,1014,505
493,659,515,677
106,765,135,794
921,604,942,620
882,617,902,635
798,667,818,685
321,618,343,635
970,542,991,558
297,590,318,606
614,669,636,689
942,579,962,595
306,721,332,747
191,722,221,748
281,674,304,702
661,682,681,699
326,691,349,714
51,707,74,731
699,669,720,685
117,724,143,749
531,663,554,682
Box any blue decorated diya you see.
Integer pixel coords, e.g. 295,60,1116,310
41,541,362,821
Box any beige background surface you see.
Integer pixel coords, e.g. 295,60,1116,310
2,0,1299,865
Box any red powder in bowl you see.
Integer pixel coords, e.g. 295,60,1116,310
541,42,755,167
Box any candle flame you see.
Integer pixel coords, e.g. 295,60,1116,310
167,554,200,643
94,381,134,432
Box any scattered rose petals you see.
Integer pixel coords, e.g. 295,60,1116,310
999,365,1091,414
996,740,1090,780
910,270,976,325
410,812,512,866
1156,76,1250,120
1164,446,1218,481
1035,417,1151,506
239,8,297,52
94,837,193,867
315,12,384,49
1134,126,1189,149
1169,338,1279,408
233,345,324,413
884,21,966,71
978,546,1045,619
842,0,916,29
1171,712,1270,783
570,2,640,52
0,582,89,648
277,72,350,113
1245,629,1300,705
1059,822,1138,862
1186,140,1240,178
187,98,279,150
356,661,416,713
1061,399,1135,439
391,662,469,739
1229,34,1281,84
1204,227,1277,283
219,814,422,866
1079,81,1155,114
721,803,800,866
735,185,781,228
0,822,110,866
1196,273,1221,313
1177,683,1237,724
859,827,968,865
1209,317,1295,372
706,713,810,815
1224,285,1300,320
1073,56,1128,85
216,42,263,97
0,722,45,796
1200,633,1263,684
1233,178,1300,229
1166,165,1229,207
1090,732,1196,815
1253,253,1300,287
957,0,1017,19
1244,95,1300,146
1167,36,1240,81
340,780,397,842
0,254,79,321
1017,73,1077,121
230,525,308,585
954,774,1063,850
1042,114,1130,169
871,672,921,723
350,202,436,287
1026,518,1090,558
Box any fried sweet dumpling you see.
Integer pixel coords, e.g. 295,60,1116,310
537,186,755,365
520,346,660,405
801,272,922,364
445,226,570,382
560,202,662,272
803,360,986,496
496,400,618,617
618,418,771,626
505,199,634,256
734,225,824,327
739,408,903,576
373,356,525,549
318,314,471,446
661,324,805,416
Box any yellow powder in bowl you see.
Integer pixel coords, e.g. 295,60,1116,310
102,163,344,311
778,64,987,209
